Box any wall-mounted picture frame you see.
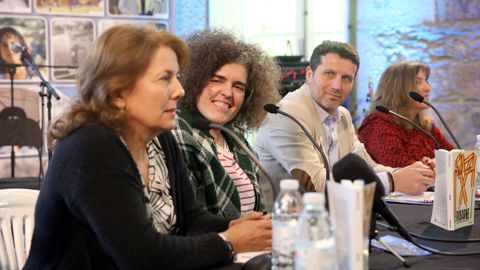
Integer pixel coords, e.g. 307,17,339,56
0,0,32,14
0,15,48,83
34,0,104,16
98,18,167,34
50,17,95,82
0,84,45,178
107,0,168,19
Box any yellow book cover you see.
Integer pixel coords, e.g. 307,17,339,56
431,150,476,231
452,150,476,228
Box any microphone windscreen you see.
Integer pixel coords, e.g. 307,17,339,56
190,119,211,130
11,43,24,53
375,105,389,114
409,91,424,102
263,103,279,114
332,153,386,210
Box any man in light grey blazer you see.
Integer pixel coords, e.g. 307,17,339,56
255,40,434,201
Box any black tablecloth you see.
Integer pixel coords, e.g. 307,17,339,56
369,202,480,269
216,202,480,270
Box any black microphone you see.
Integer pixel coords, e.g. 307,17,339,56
11,43,27,54
332,153,414,243
10,42,60,100
263,103,330,181
409,91,461,149
376,105,440,149
191,118,279,198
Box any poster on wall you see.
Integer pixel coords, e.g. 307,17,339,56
0,16,48,83
98,18,167,34
108,0,168,19
0,0,32,13
50,17,95,82
34,0,104,16
0,85,41,158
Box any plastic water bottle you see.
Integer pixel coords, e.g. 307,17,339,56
272,179,303,270
474,135,480,194
295,192,337,270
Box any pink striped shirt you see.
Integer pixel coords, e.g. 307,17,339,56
217,144,256,215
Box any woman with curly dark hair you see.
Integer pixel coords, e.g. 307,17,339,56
171,29,281,218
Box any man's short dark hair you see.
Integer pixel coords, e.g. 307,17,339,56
309,40,360,75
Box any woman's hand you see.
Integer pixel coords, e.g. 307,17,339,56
222,218,272,253
228,212,262,227
422,156,436,171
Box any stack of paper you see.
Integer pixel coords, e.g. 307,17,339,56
384,191,434,205
327,180,376,270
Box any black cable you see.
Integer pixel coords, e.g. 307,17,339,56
410,239,480,256
410,232,480,243
376,221,480,255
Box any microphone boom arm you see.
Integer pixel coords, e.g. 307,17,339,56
276,110,330,181
422,100,461,149
376,106,440,150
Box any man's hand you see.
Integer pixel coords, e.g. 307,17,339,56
393,161,435,195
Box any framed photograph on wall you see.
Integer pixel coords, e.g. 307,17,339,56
50,17,95,82
0,16,48,83
0,0,32,14
98,18,167,34
108,0,168,19
34,0,104,16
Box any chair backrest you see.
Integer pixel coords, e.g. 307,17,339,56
0,189,39,270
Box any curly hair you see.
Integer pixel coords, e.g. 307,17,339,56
48,24,188,148
179,29,281,132
371,61,432,130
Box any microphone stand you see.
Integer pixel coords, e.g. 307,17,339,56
20,51,61,163
373,219,410,267
421,99,461,149
7,65,16,178
409,91,461,149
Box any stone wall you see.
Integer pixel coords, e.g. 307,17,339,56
356,0,480,148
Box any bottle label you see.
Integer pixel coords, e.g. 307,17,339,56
295,237,336,270
272,220,297,269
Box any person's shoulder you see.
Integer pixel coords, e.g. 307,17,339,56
75,122,116,140
359,111,398,133
278,86,314,114
338,106,351,116
57,123,120,152
363,111,395,124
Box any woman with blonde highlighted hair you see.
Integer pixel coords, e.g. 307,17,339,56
358,61,454,168
25,24,271,270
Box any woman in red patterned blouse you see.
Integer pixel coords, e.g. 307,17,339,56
358,61,454,168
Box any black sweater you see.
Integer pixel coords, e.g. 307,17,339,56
24,123,232,270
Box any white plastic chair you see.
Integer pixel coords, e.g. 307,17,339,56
0,188,39,270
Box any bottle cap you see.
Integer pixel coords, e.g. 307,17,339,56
302,192,324,205
279,179,299,190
